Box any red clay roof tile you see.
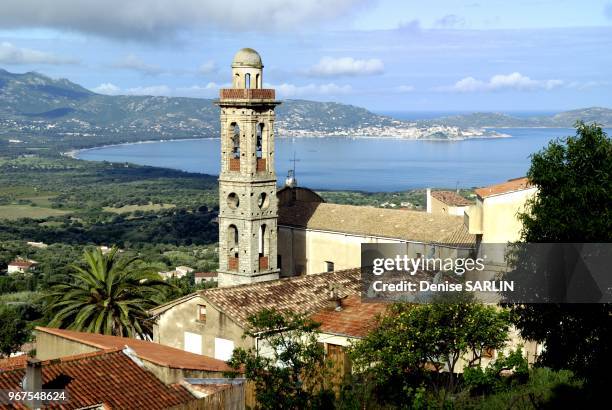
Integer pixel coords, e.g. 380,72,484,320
474,177,533,199
311,295,388,338
198,268,362,329
0,349,195,410
35,327,230,373
430,191,472,206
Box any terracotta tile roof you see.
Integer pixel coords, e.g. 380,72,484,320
35,327,230,373
0,355,28,371
311,295,388,338
199,269,362,329
431,191,472,207
195,272,218,278
475,177,534,199
8,260,35,268
279,201,475,246
0,349,195,410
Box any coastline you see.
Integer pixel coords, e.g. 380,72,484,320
64,137,220,159
66,132,513,159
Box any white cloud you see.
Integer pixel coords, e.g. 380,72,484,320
437,72,564,92
176,82,230,97
0,0,368,40
112,54,163,75
268,82,352,97
0,42,77,65
91,81,353,99
91,82,171,96
91,81,230,97
124,85,172,96
92,83,121,95
308,57,384,77
198,61,217,75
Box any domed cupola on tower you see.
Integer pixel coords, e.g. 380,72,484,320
232,48,263,89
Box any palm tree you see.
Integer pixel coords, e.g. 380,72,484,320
44,247,170,338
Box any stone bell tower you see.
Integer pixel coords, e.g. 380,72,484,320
216,48,281,287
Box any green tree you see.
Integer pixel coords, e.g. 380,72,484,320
0,304,30,357
44,247,170,338
226,308,335,410
510,122,612,386
349,299,511,407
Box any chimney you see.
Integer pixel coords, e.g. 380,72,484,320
24,358,43,409
24,358,42,391
426,188,432,213
327,287,343,311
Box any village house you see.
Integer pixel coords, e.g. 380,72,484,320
34,327,231,383
26,241,48,249
7,258,37,274
426,188,472,216
311,294,388,384
159,265,195,280
150,269,361,361
0,348,239,410
194,271,218,285
464,177,537,265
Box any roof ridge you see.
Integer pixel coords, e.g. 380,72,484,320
199,268,361,295
35,327,231,372
150,292,200,314
35,326,116,350
0,348,124,373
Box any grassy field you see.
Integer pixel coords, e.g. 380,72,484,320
0,204,69,220
103,203,176,214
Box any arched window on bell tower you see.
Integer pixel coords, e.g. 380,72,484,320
256,123,263,159
245,73,251,89
228,224,239,271
258,224,269,271
231,123,240,159
256,123,266,172
229,122,240,172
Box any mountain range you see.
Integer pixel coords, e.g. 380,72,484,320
0,68,610,151
421,108,612,128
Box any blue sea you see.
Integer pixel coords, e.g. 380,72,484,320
76,127,603,192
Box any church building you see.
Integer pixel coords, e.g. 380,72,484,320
149,48,538,364
215,48,474,287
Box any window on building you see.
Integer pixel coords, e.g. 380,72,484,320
214,337,235,361
256,123,264,158
259,224,266,256
325,261,334,272
277,255,282,270
230,123,240,159
245,73,251,89
184,332,202,355
197,304,207,322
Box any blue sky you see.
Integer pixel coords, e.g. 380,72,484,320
0,0,611,112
